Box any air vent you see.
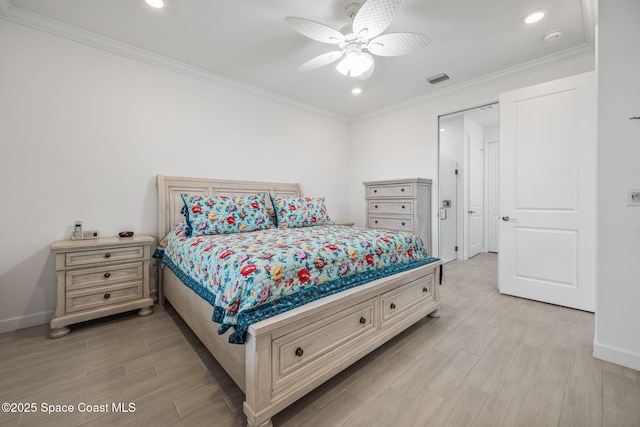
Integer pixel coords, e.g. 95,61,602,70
425,73,450,85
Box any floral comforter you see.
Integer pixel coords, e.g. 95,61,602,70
158,222,437,343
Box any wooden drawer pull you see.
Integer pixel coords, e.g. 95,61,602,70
104,253,111,259
359,317,366,324
295,347,304,357
104,272,111,278
103,293,111,299
390,303,396,309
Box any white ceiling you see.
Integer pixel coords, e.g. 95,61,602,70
2,0,596,119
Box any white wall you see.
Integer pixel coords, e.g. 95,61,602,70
0,19,350,332
347,54,596,258
595,0,640,370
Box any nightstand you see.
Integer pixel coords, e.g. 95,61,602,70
49,235,154,338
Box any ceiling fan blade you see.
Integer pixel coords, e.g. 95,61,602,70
352,0,401,40
297,51,345,72
285,17,345,45
367,32,431,57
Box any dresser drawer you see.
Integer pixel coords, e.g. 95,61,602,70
65,246,145,268
66,281,143,313
381,274,434,327
65,262,144,291
366,183,414,198
368,200,413,214
272,298,377,392
368,215,414,233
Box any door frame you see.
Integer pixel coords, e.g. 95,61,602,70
437,102,499,262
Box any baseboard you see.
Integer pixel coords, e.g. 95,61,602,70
0,310,51,334
593,335,640,371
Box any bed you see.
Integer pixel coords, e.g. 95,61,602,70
156,175,441,427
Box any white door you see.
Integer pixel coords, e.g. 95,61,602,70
499,71,596,311
487,140,500,253
467,118,484,258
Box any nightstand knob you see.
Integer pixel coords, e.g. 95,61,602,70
104,253,111,259
104,272,111,278
103,293,111,299
359,317,366,324
295,347,304,357
390,303,396,309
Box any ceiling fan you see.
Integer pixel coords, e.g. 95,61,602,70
285,0,430,80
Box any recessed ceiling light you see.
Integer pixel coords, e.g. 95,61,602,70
352,88,362,95
145,0,164,8
523,9,547,24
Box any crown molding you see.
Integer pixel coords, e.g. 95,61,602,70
351,43,595,123
0,1,348,123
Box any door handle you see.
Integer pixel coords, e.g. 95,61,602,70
502,216,517,222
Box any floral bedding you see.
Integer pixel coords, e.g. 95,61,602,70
157,222,438,343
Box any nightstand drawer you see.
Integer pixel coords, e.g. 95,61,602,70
368,200,413,214
65,245,145,268
368,215,414,232
65,262,144,291
366,183,414,198
66,281,143,313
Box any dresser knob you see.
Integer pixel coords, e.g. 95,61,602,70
375,220,378,224
401,188,405,192
402,205,405,209
104,272,111,278
423,287,428,293
104,253,111,259
374,205,378,209
374,189,377,193
104,293,111,299
295,347,304,357
359,317,366,324
401,222,406,226
390,303,396,309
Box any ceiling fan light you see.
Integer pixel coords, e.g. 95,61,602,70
336,51,374,77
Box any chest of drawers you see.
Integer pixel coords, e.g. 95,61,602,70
49,235,154,338
364,178,432,256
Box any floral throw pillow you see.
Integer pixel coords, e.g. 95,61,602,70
181,193,272,236
270,195,334,229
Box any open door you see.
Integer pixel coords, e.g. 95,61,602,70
498,72,596,311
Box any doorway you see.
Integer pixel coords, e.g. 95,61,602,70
438,103,499,263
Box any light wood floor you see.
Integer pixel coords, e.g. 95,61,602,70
1,253,639,426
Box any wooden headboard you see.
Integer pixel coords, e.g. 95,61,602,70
156,175,303,239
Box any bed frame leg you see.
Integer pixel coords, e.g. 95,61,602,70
429,308,441,318
247,419,273,427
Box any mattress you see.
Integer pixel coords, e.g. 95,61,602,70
157,222,438,343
